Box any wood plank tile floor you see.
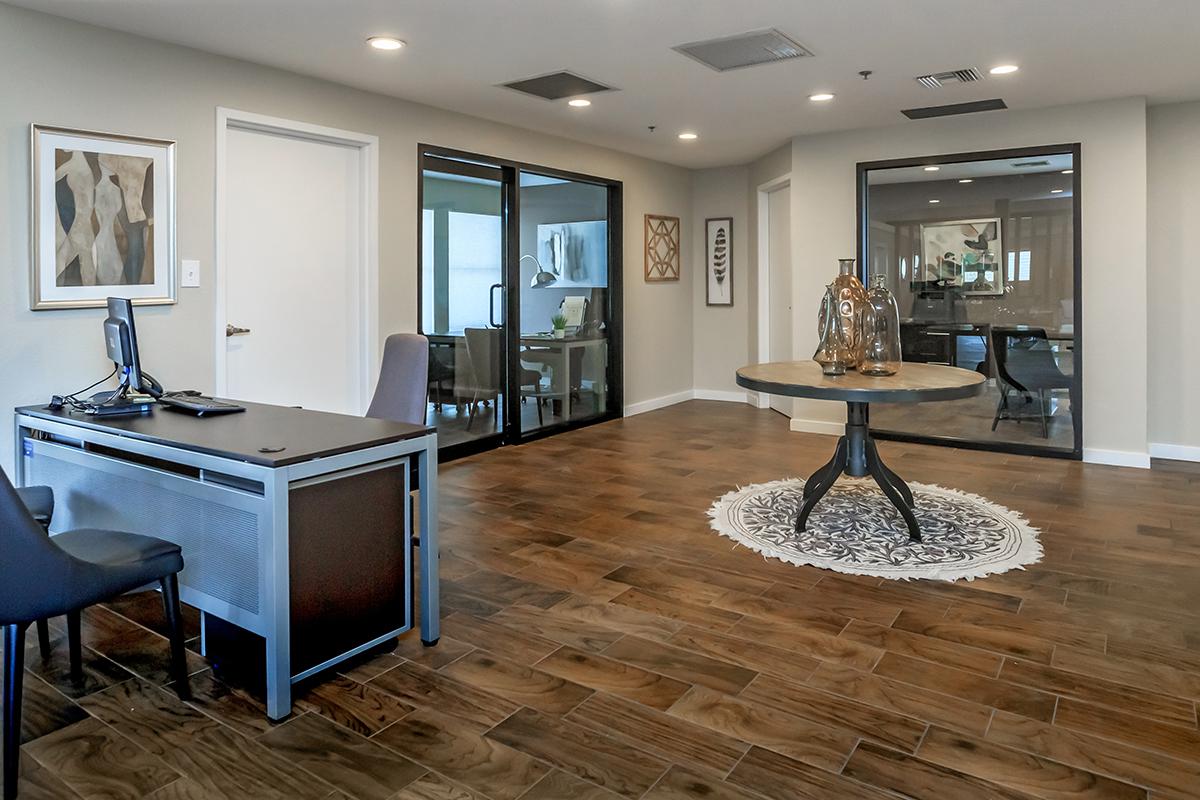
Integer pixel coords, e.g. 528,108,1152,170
4,400,1200,799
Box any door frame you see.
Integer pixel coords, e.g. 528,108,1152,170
755,173,792,411
213,107,380,410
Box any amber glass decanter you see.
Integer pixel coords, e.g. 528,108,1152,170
813,283,855,376
818,258,869,369
860,274,903,376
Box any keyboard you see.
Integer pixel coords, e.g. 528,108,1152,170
158,393,246,417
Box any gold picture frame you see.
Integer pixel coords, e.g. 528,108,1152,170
644,214,680,282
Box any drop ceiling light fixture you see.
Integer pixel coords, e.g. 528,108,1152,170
989,64,1019,75
958,178,974,183
809,93,835,102
678,132,698,140
923,166,940,172
568,98,591,107
1062,169,1074,174
368,36,405,51
1050,188,1064,194
929,199,941,204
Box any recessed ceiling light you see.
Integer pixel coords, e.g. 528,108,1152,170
989,64,1019,75
367,36,405,51
923,166,940,172
928,199,941,204
1050,188,1064,194
568,98,591,108
678,132,698,141
1062,169,1074,174
809,93,835,102
958,178,974,184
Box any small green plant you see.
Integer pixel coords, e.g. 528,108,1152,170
551,313,568,330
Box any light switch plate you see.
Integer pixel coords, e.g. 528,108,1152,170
181,259,200,288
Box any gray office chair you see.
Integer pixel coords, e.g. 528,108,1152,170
989,326,1072,438
13,487,55,660
2,470,190,800
367,333,430,426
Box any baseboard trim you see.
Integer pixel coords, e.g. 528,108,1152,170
1082,448,1152,469
624,390,694,417
1149,442,1200,463
692,389,754,404
789,418,844,437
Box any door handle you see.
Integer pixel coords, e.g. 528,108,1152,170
489,283,504,328
225,324,251,337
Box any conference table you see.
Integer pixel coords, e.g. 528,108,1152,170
736,361,984,541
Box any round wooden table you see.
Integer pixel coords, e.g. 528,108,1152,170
736,361,985,541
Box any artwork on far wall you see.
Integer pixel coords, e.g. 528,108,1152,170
644,214,680,282
705,217,733,306
536,220,608,287
919,217,1003,296
31,124,176,310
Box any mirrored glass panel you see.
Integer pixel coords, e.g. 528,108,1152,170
861,150,1080,455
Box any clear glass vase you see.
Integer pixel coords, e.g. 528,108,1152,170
860,274,902,376
817,258,869,369
813,283,855,376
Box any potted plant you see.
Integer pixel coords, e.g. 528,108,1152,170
551,313,568,339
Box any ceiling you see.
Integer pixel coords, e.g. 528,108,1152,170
14,0,1200,168
867,154,1075,184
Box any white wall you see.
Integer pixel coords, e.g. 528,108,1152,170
0,4,693,472
785,98,1149,464
1148,101,1200,460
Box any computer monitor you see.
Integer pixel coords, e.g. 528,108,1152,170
102,297,162,399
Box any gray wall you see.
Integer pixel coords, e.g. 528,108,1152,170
0,4,694,471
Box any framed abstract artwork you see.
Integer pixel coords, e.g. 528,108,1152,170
919,217,1003,296
705,217,733,306
31,124,176,310
644,214,680,282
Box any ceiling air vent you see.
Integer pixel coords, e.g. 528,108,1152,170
915,68,984,88
501,71,615,101
673,28,813,72
902,98,1008,120
1012,160,1051,168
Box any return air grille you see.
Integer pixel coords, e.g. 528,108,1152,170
902,98,1008,120
915,68,984,88
501,71,614,100
674,28,813,72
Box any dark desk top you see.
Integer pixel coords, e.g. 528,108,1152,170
16,401,433,468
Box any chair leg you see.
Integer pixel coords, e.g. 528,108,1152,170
35,620,50,662
536,397,544,426
4,622,28,800
991,389,1007,431
1038,389,1049,438
66,611,82,680
160,575,191,701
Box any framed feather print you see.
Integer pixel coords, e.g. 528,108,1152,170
705,217,733,306
919,217,1003,296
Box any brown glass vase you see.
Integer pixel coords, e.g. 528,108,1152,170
813,283,855,376
817,258,869,369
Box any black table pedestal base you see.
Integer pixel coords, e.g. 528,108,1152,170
797,401,921,542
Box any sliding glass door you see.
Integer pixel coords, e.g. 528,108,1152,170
418,148,622,457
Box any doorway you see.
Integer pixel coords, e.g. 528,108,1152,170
214,109,378,414
759,178,792,418
419,146,623,459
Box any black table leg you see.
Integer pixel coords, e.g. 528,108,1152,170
796,437,847,532
802,450,841,500
865,437,921,541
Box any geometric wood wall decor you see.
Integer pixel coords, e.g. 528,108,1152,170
644,214,681,282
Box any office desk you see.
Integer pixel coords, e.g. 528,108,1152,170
13,401,439,719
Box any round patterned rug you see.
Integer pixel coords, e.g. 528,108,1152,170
708,477,1041,582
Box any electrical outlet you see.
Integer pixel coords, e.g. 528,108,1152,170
181,259,200,288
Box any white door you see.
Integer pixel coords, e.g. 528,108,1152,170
223,126,363,414
766,185,792,418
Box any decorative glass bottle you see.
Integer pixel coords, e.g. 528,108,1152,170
813,283,855,376
860,274,903,376
817,258,869,369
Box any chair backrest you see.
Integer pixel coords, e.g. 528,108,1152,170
989,326,1064,392
0,469,80,624
366,334,430,426
464,327,502,399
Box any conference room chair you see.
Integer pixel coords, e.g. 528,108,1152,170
13,487,55,660
367,333,430,426
988,325,1073,438
1,470,190,800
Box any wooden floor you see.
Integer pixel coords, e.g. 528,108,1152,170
4,400,1200,799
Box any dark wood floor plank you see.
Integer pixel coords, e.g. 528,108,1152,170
839,618,1004,676
1054,699,1200,763
367,660,520,730
894,608,1057,663
179,669,280,738
487,707,669,799
917,727,1147,800
440,649,594,715
725,745,897,800
566,691,749,774
665,626,821,683
23,716,179,800
295,673,414,736
943,604,1108,652
257,712,426,800
605,565,730,604
490,603,624,653
391,631,475,670
374,707,548,800
712,589,850,634
9,752,86,800
1050,645,1200,701
726,616,882,671
3,672,89,744
641,764,772,800
999,658,1196,725
601,635,758,694
873,652,1058,722
390,773,486,800
536,646,690,711
611,588,743,631
519,770,624,800
550,594,686,641
22,634,134,700
761,582,903,627
844,740,1040,800
667,685,857,772
440,611,562,665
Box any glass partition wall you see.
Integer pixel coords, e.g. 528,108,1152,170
419,147,622,457
858,145,1082,457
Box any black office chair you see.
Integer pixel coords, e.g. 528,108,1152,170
2,470,190,800
13,487,55,660
988,326,1072,438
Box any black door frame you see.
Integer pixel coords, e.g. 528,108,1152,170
418,144,624,461
855,142,1083,460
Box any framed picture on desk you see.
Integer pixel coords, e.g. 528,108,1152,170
30,124,177,310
